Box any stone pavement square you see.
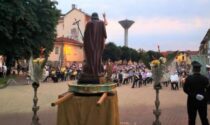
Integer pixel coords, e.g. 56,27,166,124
0,82,210,125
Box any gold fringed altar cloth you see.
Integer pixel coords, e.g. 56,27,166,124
57,91,120,125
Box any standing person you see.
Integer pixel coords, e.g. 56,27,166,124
183,61,210,125
170,72,179,90
132,71,142,88
17,63,21,75
2,64,7,78
173,72,179,90
141,70,147,85
180,71,187,87
118,70,123,86
43,66,50,82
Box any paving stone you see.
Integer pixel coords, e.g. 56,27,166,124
0,82,209,125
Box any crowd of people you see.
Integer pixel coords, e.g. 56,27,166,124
12,60,192,90
107,63,153,88
42,62,82,83
105,62,190,90
39,62,155,86
1,60,207,93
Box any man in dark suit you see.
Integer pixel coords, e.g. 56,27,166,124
183,61,210,125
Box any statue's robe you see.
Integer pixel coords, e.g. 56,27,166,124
83,20,107,76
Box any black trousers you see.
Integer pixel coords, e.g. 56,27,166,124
187,98,209,125
132,78,141,88
171,81,179,90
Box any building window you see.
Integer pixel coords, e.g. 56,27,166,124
70,28,78,40
55,47,59,54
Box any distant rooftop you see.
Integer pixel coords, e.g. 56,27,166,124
64,4,90,17
201,29,210,44
160,50,198,57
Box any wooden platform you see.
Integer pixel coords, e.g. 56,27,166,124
57,91,120,125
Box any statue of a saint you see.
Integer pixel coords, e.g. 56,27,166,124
78,12,107,84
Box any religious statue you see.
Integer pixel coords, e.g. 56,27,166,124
78,12,107,84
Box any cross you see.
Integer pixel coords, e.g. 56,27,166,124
73,18,84,38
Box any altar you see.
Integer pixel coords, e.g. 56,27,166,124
56,91,120,125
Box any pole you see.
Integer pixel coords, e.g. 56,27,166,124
31,82,41,125
153,83,161,125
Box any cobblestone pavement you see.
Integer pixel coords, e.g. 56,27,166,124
0,82,210,125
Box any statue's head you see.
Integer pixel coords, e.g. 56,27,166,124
91,12,99,20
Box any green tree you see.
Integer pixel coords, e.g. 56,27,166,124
120,46,131,61
139,50,163,68
130,48,140,62
0,0,60,74
140,52,150,68
32,0,60,57
103,42,121,62
166,51,178,66
147,50,162,61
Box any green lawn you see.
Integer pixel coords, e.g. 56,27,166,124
0,77,7,85
0,75,15,87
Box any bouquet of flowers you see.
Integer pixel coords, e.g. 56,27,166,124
150,57,166,88
29,57,46,83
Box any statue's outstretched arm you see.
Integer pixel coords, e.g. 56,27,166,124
103,13,108,26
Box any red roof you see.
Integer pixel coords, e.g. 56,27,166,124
56,37,83,46
160,51,168,57
160,51,175,57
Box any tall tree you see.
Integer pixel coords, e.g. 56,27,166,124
103,42,121,62
0,0,60,73
32,0,60,57
130,48,140,62
120,46,131,61
147,50,162,61
139,50,163,68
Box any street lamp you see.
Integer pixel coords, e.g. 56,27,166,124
153,84,161,125
31,47,45,125
151,61,163,125
31,82,41,125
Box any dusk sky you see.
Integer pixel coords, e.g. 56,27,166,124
57,0,210,51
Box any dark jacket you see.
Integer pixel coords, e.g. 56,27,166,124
183,73,209,101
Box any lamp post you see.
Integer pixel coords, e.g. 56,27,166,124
153,84,161,125
152,65,162,125
31,82,41,125
31,47,45,125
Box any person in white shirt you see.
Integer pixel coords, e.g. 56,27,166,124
146,71,153,83
43,66,50,82
122,71,129,84
141,70,147,85
170,72,179,90
2,64,7,78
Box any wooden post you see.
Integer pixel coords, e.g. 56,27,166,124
51,92,73,107
97,92,108,105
